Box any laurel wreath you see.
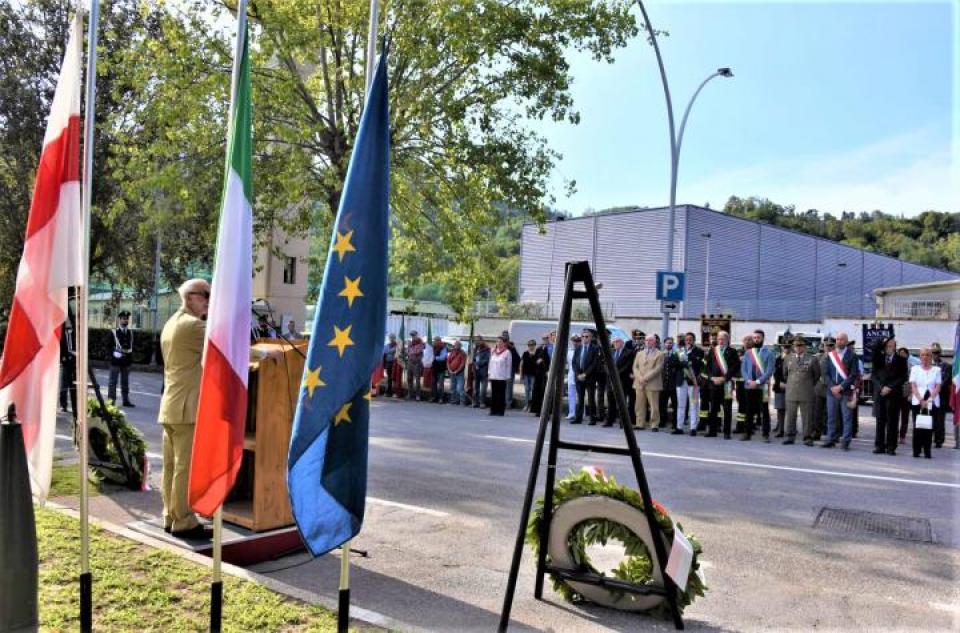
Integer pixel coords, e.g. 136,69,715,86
526,467,707,618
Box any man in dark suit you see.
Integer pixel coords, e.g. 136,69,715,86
871,335,907,455
822,331,860,450
604,336,635,427
572,329,600,424
706,331,740,438
108,310,136,407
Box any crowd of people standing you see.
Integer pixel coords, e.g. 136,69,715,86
376,326,957,458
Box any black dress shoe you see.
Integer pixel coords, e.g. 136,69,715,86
651,427,659,433
690,430,697,437
821,441,836,448
164,525,172,534
782,439,795,445
723,433,731,440
886,450,896,456
671,429,684,435
171,525,212,540
803,439,815,447
705,432,718,437
587,420,597,426
570,420,582,425
740,435,751,441
601,422,613,427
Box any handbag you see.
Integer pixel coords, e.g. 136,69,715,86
915,407,933,430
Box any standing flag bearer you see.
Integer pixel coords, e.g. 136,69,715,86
0,11,83,504
288,8,388,632
187,1,252,630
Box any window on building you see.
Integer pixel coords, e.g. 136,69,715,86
283,256,297,285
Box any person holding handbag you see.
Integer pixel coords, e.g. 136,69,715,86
909,347,942,459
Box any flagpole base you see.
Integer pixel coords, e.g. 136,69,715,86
80,572,92,632
210,580,223,633
338,588,350,633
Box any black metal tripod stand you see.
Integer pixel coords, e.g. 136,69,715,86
498,260,684,631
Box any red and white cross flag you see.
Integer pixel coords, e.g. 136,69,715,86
0,14,83,503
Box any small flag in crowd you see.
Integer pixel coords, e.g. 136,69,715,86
188,22,253,516
288,52,390,556
0,14,83,503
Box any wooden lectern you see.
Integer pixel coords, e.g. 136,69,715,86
221,340,306,532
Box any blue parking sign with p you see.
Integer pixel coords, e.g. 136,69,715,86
656,271,685,301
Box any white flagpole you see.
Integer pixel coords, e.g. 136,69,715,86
339,4,380,632
210,2,248,631
77,2,99,631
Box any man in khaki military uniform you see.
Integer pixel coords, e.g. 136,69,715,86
633,334,664,430
159,279,210,538
783,336,820,446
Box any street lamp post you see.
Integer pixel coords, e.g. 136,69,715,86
702,232,711,314
634,0,732,341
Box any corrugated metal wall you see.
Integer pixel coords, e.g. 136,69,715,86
594,208,685,317
518,205,959,320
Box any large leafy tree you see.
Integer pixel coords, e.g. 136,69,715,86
723,196,960,272
0,0,168,310
108,0,640,315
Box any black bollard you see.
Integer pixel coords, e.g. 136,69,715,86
0,406,39,632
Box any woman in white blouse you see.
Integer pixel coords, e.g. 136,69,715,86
488,336,513,416
908,347,941,459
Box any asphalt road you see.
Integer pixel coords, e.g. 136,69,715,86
56,369,960,632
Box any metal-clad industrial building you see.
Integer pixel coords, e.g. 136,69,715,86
519,205,959,321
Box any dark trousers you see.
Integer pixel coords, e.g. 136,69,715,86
933,407,946,447
489,379,507,416
431,364,446,401
898,398,911,439
814,395,826,438
744,389,770,438
595,374,607,419
874,394,901,453
660,383,678,428
384,360,395,395
911,405,934,458
575,379,597,422
707,385,732,436
60,363,77,414
108,365,130,403
606,375,632,425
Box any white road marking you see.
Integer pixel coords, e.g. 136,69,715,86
928,601,960,614
479,435,959,489
367,496,449,517
481,434,535,443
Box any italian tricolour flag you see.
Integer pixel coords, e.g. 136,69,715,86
188,24,253,516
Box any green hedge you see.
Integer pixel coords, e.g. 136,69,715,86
0,326,159,365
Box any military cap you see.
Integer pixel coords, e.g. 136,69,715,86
118,310,131,318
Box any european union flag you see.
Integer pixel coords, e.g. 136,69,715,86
288,53,389,556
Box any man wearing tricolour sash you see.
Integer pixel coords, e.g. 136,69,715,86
822,331,860,450
705,331,740,439
741,329,776,441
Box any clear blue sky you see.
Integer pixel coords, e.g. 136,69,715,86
530,1,957,217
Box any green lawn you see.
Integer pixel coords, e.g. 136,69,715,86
36,507,354,632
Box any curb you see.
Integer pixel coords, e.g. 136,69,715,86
45,502,415,632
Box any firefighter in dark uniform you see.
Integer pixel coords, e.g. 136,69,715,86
108,310,136,407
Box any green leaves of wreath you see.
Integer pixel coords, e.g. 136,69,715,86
526,468,708,618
